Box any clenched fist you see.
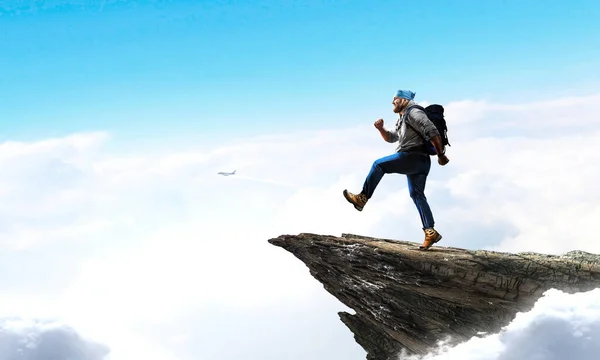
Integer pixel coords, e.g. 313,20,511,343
438,154,450,166
374,118,384,130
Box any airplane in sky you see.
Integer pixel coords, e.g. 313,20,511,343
217,170,236,176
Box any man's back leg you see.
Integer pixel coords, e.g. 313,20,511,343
407,172,442,249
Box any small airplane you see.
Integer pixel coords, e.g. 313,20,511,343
217,170,236,176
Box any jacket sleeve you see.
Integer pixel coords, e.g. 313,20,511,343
387,129,399,143
408,108,439,140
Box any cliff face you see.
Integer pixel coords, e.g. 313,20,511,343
267,233,600,360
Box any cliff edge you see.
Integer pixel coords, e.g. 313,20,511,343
267,233,600,359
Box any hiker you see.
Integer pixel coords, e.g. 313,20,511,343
343,89,450,250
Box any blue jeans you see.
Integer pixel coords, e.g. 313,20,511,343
361,151,435,229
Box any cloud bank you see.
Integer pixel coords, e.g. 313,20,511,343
0,92,598,359
399,288,600,360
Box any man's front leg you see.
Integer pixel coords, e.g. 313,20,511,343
343,153,401,211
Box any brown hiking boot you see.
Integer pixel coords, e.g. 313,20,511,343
419,228,442,250
343,189,368,211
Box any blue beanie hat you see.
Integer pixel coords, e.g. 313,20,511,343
395,89,416,100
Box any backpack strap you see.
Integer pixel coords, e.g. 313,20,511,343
403,105,428,144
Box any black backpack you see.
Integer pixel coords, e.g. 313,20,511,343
404,104,450,155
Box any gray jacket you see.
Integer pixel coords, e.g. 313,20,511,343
386,101,440,152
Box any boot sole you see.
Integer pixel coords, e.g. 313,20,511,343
419,235,442,250
343,190,363,211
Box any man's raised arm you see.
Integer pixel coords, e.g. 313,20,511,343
374,118,398,143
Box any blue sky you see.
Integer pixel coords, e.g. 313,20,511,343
2,0,599,143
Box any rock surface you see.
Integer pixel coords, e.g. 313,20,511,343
267,233,600,359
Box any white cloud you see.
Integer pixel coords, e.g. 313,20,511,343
0,317,109,360
439,131,600,253
0,91,598,359
490,92,600,112
398,288,600,360
443,100,490,125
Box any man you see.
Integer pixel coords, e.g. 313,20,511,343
343,89,450,250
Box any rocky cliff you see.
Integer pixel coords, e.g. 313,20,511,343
267,233,600,360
